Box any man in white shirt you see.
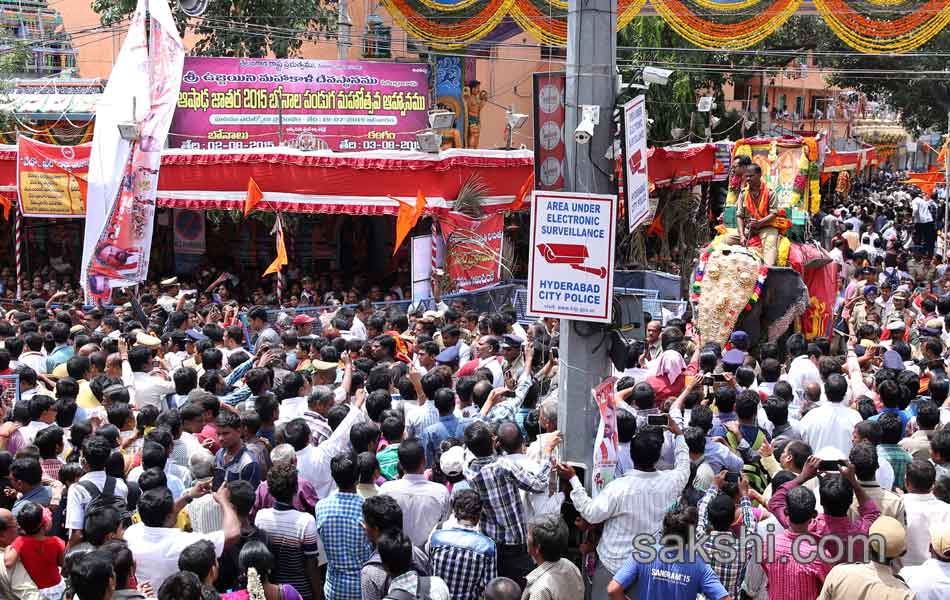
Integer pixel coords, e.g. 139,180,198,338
18,396,55,446
559,415,689,600
900,523,950,600
64,435,129,547
286,397,367,499
474,336,505,388
912,194,936,255
126,346,175,411
125,484,240,592
783,338,821,417
799,373,862,458
17,333,46,375
379,439,450,547
901,459,950,567
351,300,372,340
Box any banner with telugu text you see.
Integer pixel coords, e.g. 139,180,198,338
170,58,430,152
81,0,184,302
16,136,91,218
439,212,504,292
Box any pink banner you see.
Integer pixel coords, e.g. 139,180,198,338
170,58,430,152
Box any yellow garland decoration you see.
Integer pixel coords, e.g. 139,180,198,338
649,0,802,49
810,179,821,213
380,0,947,53
692,0,762,10
777,236,791,268
618,0,649,30
768,140,778,162
813,0,950,53
735,144,752,159
379,0,516,49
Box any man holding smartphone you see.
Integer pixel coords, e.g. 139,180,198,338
557,414,690,600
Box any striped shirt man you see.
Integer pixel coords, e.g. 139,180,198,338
254,503,320,600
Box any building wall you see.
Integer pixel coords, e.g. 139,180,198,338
57,3,558,150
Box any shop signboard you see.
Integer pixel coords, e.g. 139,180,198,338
170,58,430,152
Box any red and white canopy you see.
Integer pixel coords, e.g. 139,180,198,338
0,146,535,214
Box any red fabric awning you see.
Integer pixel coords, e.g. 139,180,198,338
648,143,716,190
0,146,534,214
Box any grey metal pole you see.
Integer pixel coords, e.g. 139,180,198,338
558,0,617,482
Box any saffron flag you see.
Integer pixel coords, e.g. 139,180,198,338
939,141,948,166
245,178,263,216
510,173,534,212
392,190,426,255
263,219,288,276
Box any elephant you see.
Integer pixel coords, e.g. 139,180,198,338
734,266,811,346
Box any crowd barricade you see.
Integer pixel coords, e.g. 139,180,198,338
263,282,526,323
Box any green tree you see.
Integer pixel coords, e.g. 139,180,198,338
618,16,839,144
91,0,338,58
827,30,950,133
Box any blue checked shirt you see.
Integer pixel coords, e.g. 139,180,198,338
697,484,756,599
428,524,497,600
466,453,553,546
315,491,373,600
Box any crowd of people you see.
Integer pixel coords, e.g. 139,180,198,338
0,169,949,600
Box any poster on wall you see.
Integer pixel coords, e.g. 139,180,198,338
17,136,91,218
532,72,566,191
410,234,447,304
439,213,504,292
528,191,616,323
170,58,430,152
622,95,650,232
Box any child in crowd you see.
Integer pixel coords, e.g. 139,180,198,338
4,501,66,599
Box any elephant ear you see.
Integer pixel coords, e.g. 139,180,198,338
760,268,810,342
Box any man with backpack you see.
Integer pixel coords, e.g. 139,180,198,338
64,434,129,548
378,531,449,600
724,390,773,493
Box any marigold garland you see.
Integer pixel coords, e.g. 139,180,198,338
380,0,950,53
650,0,802,49
812,0,950,53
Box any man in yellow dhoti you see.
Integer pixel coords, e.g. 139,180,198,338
736,165,788,266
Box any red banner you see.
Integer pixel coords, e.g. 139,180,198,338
17,136,91,218
439,212,504,291
801,260,838,340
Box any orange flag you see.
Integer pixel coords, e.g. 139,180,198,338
510,173,534,212
939,141,948,166
392,190,426,255
0,195,10,220
245,178,263,216
263,220,288,276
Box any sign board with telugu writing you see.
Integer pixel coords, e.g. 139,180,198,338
528,191,616,323
17,136,91,218
623,95,650,232
169,58,430,152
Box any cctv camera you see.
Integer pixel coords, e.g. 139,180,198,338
575,117,594,144
642,66,673,86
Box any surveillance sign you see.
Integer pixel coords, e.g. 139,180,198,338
528,191,616,323
623,95,650,233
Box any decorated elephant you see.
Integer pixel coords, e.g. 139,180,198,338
691,245,810,348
